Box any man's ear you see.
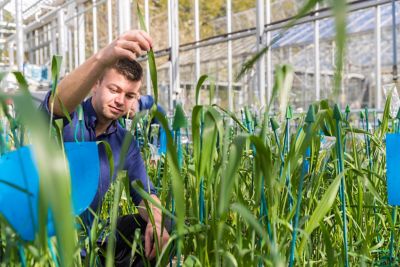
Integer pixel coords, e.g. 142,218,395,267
92,80,100,95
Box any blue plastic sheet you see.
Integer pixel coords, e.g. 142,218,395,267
386,134,400,205
0,142,99,241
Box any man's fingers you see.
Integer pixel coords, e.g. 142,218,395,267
123,30,152,51
117,40,144,57
115,47,136,61
149,244,157,259
144,220,170,259
144,228,152,257
139,31,153,48
163,233,170,246
132,32,151,51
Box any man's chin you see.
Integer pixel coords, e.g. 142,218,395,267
111,115,122,120
104,112,122,121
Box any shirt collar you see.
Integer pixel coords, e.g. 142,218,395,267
82,97,118,135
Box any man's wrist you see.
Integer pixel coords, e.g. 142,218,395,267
94,48,111,69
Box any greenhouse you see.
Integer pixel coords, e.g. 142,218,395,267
0,0,400,266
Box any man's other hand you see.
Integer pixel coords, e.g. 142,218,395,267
144,220,170,259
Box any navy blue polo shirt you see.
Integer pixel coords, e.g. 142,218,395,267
139,95,166,114
40,91,157,212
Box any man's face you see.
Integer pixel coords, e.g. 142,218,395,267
92,68,141,122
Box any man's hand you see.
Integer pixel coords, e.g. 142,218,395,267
139,195,170,260
144,220,170,259
96,30,153,67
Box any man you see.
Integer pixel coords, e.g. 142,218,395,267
40,30,169,266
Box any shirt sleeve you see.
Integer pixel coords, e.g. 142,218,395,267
139,95,154,111
39,90,75,126
125,141,157,205
139,95,166,115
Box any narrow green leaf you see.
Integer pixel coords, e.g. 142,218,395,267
137,3,158,104
222,251,238,267
153,110,185,243
278,65,294,115
192,105,203,178
132,181,177,220
212,104,249,132
219,135,247,216
148,50,158,104
106,171,125,267
195,75,208,105
320,223,335,267
299,174,342,254
231,203,268,243
331,0,347,101
12,72,77,267
97,140,115,181
183,255,202,267
200,108,220,179
50,55,62,94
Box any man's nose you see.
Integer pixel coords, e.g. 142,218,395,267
115,93,124,105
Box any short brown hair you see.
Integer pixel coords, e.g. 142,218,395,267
101,58,143,82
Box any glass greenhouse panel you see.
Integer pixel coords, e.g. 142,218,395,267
380,2,400,86
211,42,229,109
111,0,119,40
145,0,170,51
272,22,315,111
343,7,376,109
179,49,196,109
96,2,110,50
84,1,94,58
271,0,307,22
232,0,256,32
196,42,230,109
231,36,259,112
200,0,227,39
2,0,56,19
178,0,195,44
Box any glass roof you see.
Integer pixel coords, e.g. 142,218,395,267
3,0,58,20
273,2,400,48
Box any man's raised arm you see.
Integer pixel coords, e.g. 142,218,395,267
50,30,153,117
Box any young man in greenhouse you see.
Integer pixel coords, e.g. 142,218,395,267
40,30,169,266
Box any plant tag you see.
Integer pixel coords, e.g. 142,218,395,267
386,134,400,205
125,118,132,131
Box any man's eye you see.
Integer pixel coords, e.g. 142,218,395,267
127,94,139,100
109,87,117,93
